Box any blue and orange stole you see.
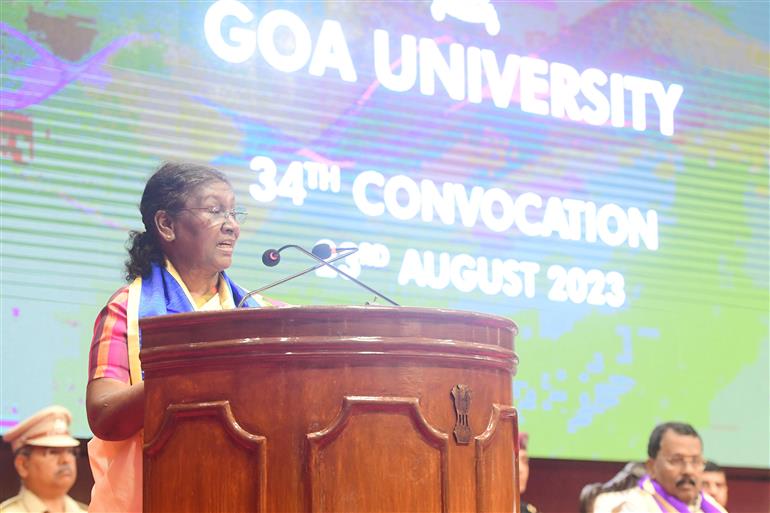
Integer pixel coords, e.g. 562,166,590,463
639,475,723,513
124,260,271,384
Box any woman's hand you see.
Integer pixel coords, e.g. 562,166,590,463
86,378,145,440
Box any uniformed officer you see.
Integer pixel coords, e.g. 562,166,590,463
1,406,87,513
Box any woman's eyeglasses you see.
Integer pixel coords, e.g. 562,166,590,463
180,207,247,224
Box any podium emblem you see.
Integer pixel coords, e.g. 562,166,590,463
451,384,472,444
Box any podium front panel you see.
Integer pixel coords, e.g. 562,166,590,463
140,306,519,513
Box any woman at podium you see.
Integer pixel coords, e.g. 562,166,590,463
84,162,276,511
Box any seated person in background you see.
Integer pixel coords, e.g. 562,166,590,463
1,406,87,512
518,432,539,513
591,421,727,513
580,461,646,513
701,461,728,509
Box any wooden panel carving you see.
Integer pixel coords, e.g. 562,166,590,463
144,401,266,513
306,396,449,513
475,405,519,513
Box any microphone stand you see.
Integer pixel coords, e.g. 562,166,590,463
283,244,400,307
237,247,356,307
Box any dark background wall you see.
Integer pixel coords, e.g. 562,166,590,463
2,440,768,512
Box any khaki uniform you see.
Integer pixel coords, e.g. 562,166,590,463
0,487,86,513
2,407,86,513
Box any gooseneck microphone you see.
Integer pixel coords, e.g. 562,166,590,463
237,243,400,307
262,243,332,268
268,244,399,306
238,243,352,307
262,248,281,267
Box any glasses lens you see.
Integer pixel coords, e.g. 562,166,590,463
668,457,704,469
233,210,247,224
42,447,79,458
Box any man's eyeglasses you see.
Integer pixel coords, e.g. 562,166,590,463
180,207,247,224
663,456,706,471
18,446,80,458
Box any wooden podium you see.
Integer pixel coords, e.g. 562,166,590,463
140,306,520,513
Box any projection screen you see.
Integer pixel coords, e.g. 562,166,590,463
1,0,768,467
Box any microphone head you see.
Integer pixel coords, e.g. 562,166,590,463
311,243,332,260
262,249,281,267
